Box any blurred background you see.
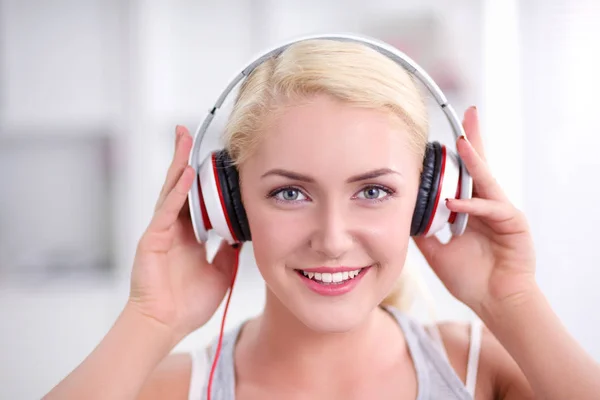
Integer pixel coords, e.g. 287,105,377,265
0,0,599,398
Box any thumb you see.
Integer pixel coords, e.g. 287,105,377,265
412,235,444,275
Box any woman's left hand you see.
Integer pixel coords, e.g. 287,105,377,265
413,106,537,317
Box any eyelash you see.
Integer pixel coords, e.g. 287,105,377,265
266,185,396,205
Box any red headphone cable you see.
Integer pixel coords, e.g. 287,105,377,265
207,243,241,400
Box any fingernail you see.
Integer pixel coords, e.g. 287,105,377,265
471,106,478,117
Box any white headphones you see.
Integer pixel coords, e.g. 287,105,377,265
187,33,473,244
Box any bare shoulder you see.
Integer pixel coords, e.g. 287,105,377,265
434,321,534,400
136,353,192,400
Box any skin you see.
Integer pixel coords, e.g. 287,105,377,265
43,95,600,400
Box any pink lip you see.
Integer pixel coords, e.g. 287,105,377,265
298,266,367,273
296,266,372,296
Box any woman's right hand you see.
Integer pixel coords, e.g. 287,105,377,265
127,125,240,344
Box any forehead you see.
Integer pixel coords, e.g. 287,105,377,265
248,95,420,177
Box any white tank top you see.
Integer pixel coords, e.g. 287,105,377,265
188,306,483,399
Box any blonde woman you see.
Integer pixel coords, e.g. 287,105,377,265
45,37,600,400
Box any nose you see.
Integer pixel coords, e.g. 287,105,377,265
309,202,354,260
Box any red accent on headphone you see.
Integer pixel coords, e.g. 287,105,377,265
211,153,239,242
197,177,213,231
207,245,241,400
423,146,447,235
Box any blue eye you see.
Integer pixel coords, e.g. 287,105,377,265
362,187,382,199
268,185,394,204
355,185,394,201
271,187,308,202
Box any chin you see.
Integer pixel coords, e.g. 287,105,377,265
293,301,377,333
275,273,385,334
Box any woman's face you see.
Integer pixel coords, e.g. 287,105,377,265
239,94,422,332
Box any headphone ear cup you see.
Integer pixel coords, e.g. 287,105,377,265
411,142,442,236
215,150,251,242
425,144,463,236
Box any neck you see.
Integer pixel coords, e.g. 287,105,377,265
240,288,405,384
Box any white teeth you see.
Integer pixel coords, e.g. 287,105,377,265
301,268,362,284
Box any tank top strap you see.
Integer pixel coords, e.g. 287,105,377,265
384,306,431,400
189,323,243,400
383,305,474,399
465,318,483,396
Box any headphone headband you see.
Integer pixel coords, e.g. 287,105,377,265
189,32,473,242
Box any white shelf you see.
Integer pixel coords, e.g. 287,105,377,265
0,131,117,281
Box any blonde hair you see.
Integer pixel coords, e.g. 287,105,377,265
223,39,429,312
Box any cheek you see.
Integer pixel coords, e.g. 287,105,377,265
357,199,415,265
362,198,415,237
243,198,312,266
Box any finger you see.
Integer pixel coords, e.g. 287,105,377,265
154,126,183,211
456,136,507,202
178,197,192,220
156,126,185,207
175,124,184,146
463,106,486,162
148,165,195,233
446,198,525,235
155,126,193,210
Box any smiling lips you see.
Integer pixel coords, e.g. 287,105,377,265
295,265,372,296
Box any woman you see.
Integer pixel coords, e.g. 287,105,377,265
45,39,600,399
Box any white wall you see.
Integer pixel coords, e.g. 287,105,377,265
0,2,130,398
519,0,600,359
0,1,598,399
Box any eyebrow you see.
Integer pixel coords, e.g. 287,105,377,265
261,168,402,183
